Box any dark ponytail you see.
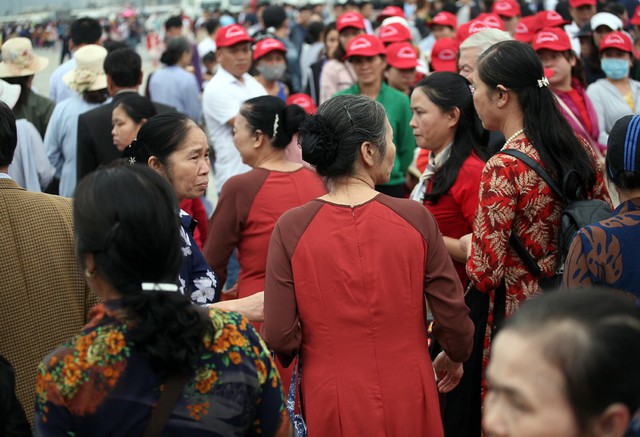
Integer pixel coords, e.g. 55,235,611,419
477,40,597,199
413,72,488,203
74,164,213,377
240,95,307,149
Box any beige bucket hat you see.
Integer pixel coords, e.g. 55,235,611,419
0,37,49,78
63,44,108,92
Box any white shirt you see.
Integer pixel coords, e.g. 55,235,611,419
202,67,266,192
565,22,582,56
8,119,54,192
49,58,77,103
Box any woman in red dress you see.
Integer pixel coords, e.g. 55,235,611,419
263,94,474,435
465,40,611,402
409,72,486,286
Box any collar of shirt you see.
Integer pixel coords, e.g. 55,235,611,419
429,142,453,171
216,66,250,85
0,172,12,179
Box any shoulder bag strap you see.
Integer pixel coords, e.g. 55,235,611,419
500,149,562,277
142,372,190,437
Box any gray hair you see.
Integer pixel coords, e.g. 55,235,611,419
459,29,512,56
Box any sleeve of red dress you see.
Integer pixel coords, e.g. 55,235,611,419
423,213,474,363
203,170,268,286
262,219,300,368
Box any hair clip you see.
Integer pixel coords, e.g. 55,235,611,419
537,77,549,88
141,282,179,292
273,114,280,137
343,105,355,129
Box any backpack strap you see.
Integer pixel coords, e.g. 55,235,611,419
500,149,562,197
500,149,562,277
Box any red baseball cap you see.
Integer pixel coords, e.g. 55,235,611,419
337,12,366,32
599,31,633,53
514,16,542,42
377,6,405,22
429,11,458,29
385,42,419,69
215,24,253,48
344,34,386,59
569,0,596,7
532,27,572,52
252,38,287,60
379,22,412,44
492,0,521,18
455,16,503,45
632,5,640,25
477,13,507,30
287,93,316,114
536,10,569,28
430,37,459,72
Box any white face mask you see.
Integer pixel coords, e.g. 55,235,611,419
256,63,287,81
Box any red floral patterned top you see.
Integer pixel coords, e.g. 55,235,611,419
34,301,288,436
466,137,611,390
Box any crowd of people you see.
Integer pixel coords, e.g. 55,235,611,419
1,0,640,436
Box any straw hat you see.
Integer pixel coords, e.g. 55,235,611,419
63,45,108,93
0,37,49,78
0,78,21,109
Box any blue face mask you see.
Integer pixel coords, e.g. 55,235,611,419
601,58,630,80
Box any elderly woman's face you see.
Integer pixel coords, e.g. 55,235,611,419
483,331,581,437
164,125,210,200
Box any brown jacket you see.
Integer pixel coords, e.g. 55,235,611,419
0,178,96,423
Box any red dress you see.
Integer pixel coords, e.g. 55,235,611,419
423,152,485,285
204,167,326,387
263,194,474,435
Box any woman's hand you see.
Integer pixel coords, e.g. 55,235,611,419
433,351,464,393
210,292,264,322
459,233,473,260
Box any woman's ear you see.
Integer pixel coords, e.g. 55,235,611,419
148,156,164,175
495,84,510,109
253,129,266,149
589,403,630,437
447,107,461,128
360,141,377,168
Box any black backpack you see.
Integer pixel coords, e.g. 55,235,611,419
500,149,613,289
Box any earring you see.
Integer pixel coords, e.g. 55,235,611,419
84,268,96,279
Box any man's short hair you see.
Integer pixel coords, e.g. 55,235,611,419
203,18,219,35
263,6,288,29
165,16,183,31
103,48,142,87
0,102,17,168
70,17,102,45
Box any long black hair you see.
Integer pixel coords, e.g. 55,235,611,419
477,40,597,199
413,72,488,203
240,95,306,149
74,164,213,377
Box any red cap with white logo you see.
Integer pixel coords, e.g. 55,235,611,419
379,22,412,44
386,42,419,69
514,16,542,43
377,6,405,22
430,37,459,72
455,16,504,45
532,27,572,52
429,11,458,29
337,12,366,32
344,34,386,59
631,5,640,25
215,24,253,48
536,10,569,28
492,0,521,18
599,31,633,53
252,38,287,60
287,93,317,114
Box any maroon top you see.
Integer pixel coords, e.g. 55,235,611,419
205,167,326,298
263,194,473,436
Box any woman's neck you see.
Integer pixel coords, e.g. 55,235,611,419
257,76,278,92
321,175,378,206
552,76,573,92
608,76,631,88
253,149,300,172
